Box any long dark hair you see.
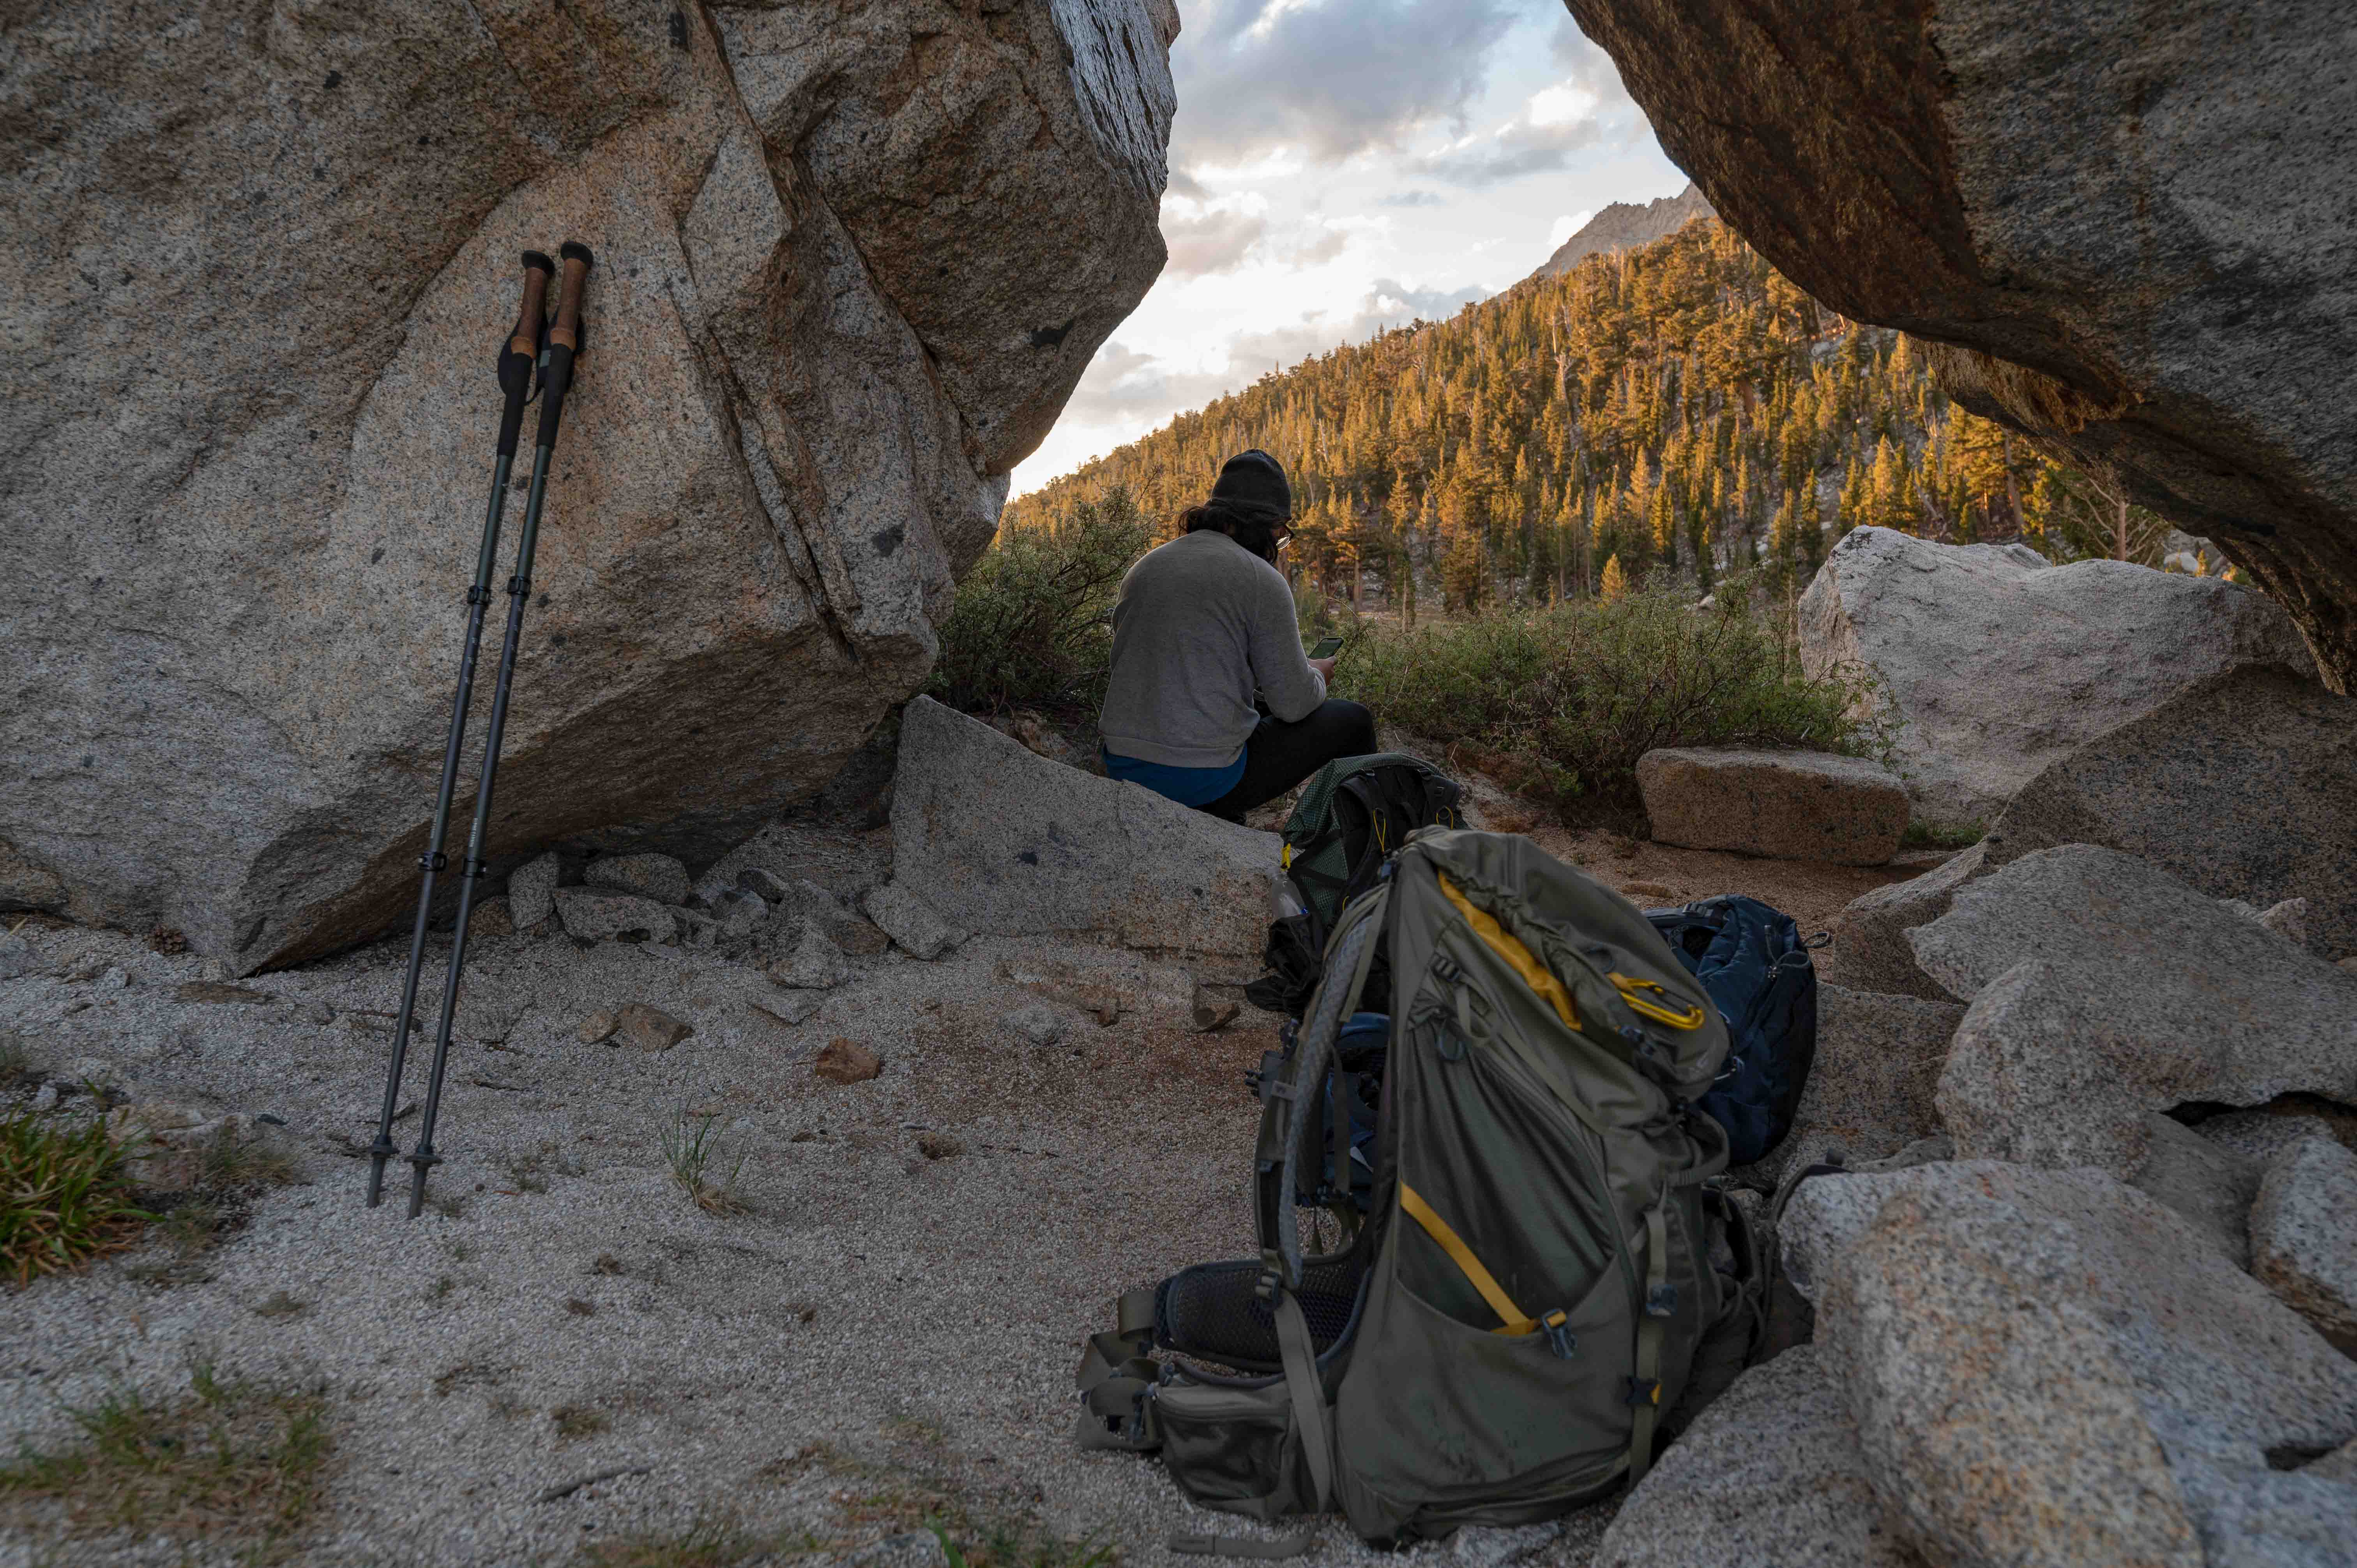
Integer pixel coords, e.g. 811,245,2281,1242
1181,498,1286,564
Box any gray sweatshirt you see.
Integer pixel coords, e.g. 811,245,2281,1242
1099,529,1327,768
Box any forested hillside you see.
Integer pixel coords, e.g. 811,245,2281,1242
1008,218,2185,619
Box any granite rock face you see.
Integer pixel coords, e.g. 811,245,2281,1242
0,0,1177,972
1983,667,2357,960
1594,1344,1926,1568
1785,1163,2357,1568
1636,747,1908,865
1918,846,2357,1174
890,697,1279,959
1797,529,2312,829
1564,0,2357,691
2250,1138,2357,1347
1826,842,1985,1000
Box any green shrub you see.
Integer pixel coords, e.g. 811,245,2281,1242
1339,590,1869,812
928,487,1152,720
2,1111,154,1288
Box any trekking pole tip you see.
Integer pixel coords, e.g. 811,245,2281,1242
521,249,557,276
559,240,595,270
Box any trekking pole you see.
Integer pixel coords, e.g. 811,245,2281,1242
406,240,595,1219
366,251,555,1209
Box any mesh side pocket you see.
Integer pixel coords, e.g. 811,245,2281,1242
1157,1254,1366,1371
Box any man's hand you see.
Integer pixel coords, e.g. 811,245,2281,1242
1309,656,1337,680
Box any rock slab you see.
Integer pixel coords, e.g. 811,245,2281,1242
1,0,1177,973
1916,846,2357,1176
890,697,1279,957
1637,747,1908,865
2251,1138,2357,1347
552,890,676,946
1797,529,2313,830
861,882,965,961
1827,842,1985,999
611,1003,692,1053
582,854,692,908
1982,666,2357,961
1594,1343,1926,1568
1785,1162,2357,1568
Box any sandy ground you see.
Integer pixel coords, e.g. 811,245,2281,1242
0,800,1928,1568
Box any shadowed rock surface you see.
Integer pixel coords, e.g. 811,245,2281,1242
1564,0,2357,692
0,0,1177,973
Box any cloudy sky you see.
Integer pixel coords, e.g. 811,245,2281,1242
1009,0,1688,493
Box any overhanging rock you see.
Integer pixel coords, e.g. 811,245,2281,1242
889,697,1278,959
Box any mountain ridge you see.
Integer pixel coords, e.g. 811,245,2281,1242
1527,182,1715,282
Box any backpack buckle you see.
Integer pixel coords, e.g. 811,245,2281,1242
1623,1376,1661,1408
1540,1308,1577,1360
1644,1283,1679,1319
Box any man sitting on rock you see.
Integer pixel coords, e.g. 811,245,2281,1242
1098,450,1377,821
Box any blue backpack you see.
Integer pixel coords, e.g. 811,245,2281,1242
1645,897,1822,1167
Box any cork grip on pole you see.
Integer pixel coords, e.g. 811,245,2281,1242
548,242,592,353
511,251,555,357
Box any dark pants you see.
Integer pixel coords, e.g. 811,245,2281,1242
1201,699,1378,821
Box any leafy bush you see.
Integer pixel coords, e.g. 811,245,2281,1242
2,1111,153,1287
928,487,1152,720
1338,589,1870,812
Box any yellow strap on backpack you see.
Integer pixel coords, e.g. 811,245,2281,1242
1399,1182,1538,1336
1436,874,1578,1031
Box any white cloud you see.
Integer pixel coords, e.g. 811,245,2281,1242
1548,209,1595,249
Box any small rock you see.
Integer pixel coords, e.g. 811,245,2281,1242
508,851,562,929
302,1000,336,1026
30,1082,58,1111
2259,895,2313,947
577,1010,619,1045
2341,957,2357,975
1002,1004,1067,1046
915,1131,964,1160
1636,747,1909,865
861,881,964,960
611,1003,692,1053
709,889,770,938
552,888,676,945
1452,1522,1564,1568
583,852,692,906
457,994,528,1043
2250,1138,2357,1346
674,909,719,951
814,1038,883,1085
66,1056,122,1088
794,880,891,957
173,981,272,1004
737,867,795,904
747,993,821,1029
97,966,129,991
1622,881,1677,902
466,896,515,939
1189,990,1241,1033
0,933,36,982
767,929,852,990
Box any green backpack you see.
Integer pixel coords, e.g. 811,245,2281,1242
1078,828,1761,1543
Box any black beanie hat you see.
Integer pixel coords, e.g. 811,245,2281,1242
1209,449,1291,517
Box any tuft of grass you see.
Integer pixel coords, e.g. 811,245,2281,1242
660,1113,747,1215
198,1125,299,1191
578,1515,774,1568
1901,818,1984,851
499,1141,585,1194
2,1111,155,1287
0,1363,331,1559
551,1404,611,1442
1339,589,1875,816
927,487,1152,720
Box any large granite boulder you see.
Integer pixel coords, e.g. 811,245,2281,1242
1563,0,2357,693
889,697,1279,959
1785,1164,2357,1568
1594,1344,1926,1568
1825,842,1986,1000
1798,528,2313,830
1636,747,1907,865
1913,846,2357,1176
1982,666,2357,960
0,0,1177,971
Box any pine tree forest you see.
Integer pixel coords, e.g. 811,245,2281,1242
1005,219,2202,621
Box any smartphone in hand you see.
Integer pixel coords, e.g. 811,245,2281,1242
1308,635,1345,659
